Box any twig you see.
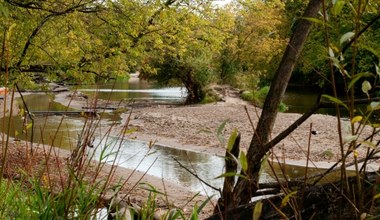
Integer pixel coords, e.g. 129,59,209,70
244,105,255,132
15,83,34,153
173,157,221,193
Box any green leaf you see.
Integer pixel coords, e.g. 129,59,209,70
240,151,248,173
216,120,228,145
26,122,33,130
368,102,380,112
253,201,263,220
358,140,377,149
376,64,380,77
227,128,238,152
19,108,25,117
281,191,297,208
190,196,213,220
302,17,333,29
362,80,372,97
322,94,348,109
340,32,355,45
124,127,138,134
332,0,346,15
348,72,373,90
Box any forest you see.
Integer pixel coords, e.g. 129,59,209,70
1,0,380,219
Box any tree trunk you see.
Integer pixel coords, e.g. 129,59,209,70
183,69,204,104
230,0,324,207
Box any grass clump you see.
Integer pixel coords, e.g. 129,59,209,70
0,89,211,219
241,86,288,112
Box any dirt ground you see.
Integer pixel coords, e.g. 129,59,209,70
1,85,380,218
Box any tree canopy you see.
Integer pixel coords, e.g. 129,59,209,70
1,0,379,102
0,0,293,102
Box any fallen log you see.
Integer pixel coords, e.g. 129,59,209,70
207,172,379,219
82,106,118,110
29,110,99,118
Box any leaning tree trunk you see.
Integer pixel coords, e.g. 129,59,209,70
229,0,324,208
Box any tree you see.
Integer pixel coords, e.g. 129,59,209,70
213,0,380,218
0,0,139,87
216,0,288,89
137,0,227,103
212,0,324,214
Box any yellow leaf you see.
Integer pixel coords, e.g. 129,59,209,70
253,201,263,220
281,191,297,208
124,127,138,135
351,116,363,124
374,193,380,200
353,150,359,158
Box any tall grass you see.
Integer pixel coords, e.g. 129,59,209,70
0,88,211,219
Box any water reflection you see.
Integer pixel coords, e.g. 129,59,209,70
91,138,225,195
265,161,356,184
0,94,85,149
77,80,187,103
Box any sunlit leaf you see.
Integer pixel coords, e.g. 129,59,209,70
340,32,355,45
216,120,228,145
362,80,372,97
281,191,297,208
343,135,358,143
253,201,263,220
374,193,380,200
322,94,348,109
332,0,346,15
353,150,358,158
19,108,25,117
368,102,380,112
240,151,248,173
376,64,380,77
351,116,363,124
227,128,238,152
26,122,33,130
328,47,335,58
358,140,377,149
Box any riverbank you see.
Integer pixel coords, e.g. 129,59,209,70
0,92,217,218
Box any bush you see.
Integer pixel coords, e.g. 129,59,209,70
240,90,255,101
241,86,288,112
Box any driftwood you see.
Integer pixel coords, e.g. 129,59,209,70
82,106,118,110
207,172,379,219
29,110,99,118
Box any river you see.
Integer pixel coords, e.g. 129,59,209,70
1,79,333,195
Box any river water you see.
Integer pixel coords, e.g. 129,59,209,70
1,80,333,195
